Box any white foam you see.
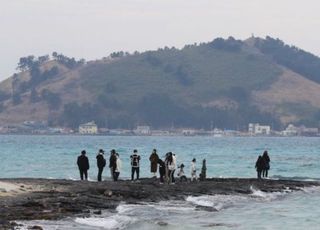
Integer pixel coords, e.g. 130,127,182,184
249,186,289,201
300,186,320,194
186,194,248,211
75,215,135,229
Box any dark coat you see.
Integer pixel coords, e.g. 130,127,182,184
158,159,166,175
77,155,89,170
255,156,265,171
149,153,159,173
96,154,106,169
109,154,117,169
262,153,270,170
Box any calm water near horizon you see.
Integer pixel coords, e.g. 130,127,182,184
1,135,319,229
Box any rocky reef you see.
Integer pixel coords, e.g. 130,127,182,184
0,178,319,229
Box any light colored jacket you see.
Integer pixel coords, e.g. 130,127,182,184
115,157,122,172
191,162,196,174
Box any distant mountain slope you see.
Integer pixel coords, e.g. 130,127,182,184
0,36,320,129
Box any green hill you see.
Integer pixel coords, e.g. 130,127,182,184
0,36,320,130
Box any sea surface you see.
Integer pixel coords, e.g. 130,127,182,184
1,135,320,229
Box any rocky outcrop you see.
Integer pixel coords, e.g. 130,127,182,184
0,178,319,229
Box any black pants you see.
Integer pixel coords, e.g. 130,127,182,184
97,167,104,182
131,167,139,180
262,169,268,177
257,170,262,179
114,172,120,181
79,169,88,180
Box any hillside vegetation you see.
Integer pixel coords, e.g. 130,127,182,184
0,36,320,130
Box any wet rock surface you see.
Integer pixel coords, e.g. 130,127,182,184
0,178,319,229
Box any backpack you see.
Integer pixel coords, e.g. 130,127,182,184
131,154,139,167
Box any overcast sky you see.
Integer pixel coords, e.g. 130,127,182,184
1,0,320,80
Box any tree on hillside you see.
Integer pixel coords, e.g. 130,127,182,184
41,89,61,110
30,88,40,103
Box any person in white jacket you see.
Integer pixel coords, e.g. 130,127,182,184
191,158,197,182
167,152,176,184
114,153,122,181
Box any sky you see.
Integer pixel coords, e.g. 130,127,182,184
1,0,320,80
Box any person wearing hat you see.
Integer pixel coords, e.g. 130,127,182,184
77,150,90,180
96,149,106,182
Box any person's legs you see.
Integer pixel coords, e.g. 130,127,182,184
84,170,88,180
79,169,84,180
136,167,140,180
131,167,135,180
265,170,268,177
97,167,103,181
257,170,261,179
172,170,175,183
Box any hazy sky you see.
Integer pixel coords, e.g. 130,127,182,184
1,0,320,80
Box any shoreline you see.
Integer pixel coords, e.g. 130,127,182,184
0,178,319,229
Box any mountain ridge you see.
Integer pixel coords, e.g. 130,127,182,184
0,36,319,129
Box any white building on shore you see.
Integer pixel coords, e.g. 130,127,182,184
248,123,271,135
79,121,98,134
134,126,151,135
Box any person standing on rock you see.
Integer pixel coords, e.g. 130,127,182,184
255,155,264,179
191,158,197,182
149,149,159,178
114,153,122,181
96,149,106,182
262,151,270,178
167,152,176,184
109,149,117,181
77,150,90,180
158,158,166,184
130,149,141,181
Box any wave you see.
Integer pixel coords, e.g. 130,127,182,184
271,175,320,181
75,215,135,229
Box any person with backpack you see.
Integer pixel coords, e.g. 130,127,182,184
77,150,89,180
109,149,117,181
130,149,141,181
177,163,187,182
96,149,106,182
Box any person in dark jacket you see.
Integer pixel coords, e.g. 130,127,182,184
130,149,141,181
255,155,264,179
262,151,270,178
96,149,106,182
77,150,89,180
109,149,117,181
149,149,159,177
158,158,166,184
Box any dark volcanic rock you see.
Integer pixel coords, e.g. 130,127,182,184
0,178,319,228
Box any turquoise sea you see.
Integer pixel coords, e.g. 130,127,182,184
1,135,320,229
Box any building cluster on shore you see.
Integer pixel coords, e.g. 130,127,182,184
0,120,319,137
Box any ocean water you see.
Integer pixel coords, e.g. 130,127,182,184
1,135,319,229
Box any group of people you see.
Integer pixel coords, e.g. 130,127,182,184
77,148,205,183
255,151,271,179
77,148,271,182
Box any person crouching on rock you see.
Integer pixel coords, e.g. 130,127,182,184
130,149,141,181
77,150,89,180
191,158,197,182
255,155,264,179
149,149,159,178
158,158,166,184
177,163,187,182
96,149,106,182
109,149,117,181
114,153,122,181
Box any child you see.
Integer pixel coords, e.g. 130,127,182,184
177,163,187,182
